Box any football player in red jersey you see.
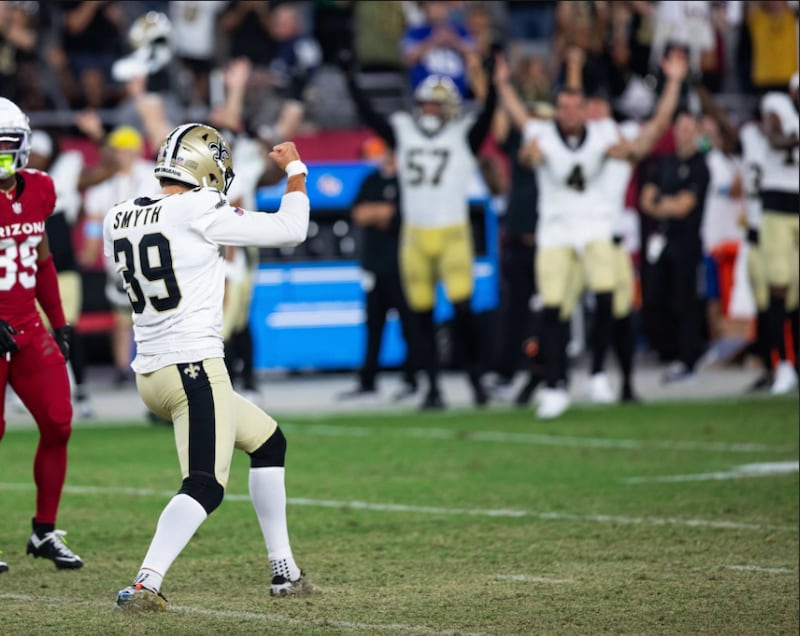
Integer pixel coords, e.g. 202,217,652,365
0,98,83,573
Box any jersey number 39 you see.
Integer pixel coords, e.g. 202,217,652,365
0,236,41,291
113,233,182,313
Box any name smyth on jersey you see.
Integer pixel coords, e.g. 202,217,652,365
0,220,46,238
112,205,162,229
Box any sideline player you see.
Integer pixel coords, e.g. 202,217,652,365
740,115,778,390
106,125,313,610
0,98,83,572
759,73,800,395
343,55,500,410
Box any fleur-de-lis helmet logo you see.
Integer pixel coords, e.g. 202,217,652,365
208,137,230,164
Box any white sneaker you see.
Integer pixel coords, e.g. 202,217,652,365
588,373,615,404
770,362,798,395
536,388,570,419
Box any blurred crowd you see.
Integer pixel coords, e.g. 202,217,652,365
3,1,797,125
2,0,798,415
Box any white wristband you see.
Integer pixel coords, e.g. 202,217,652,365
285,160,308,178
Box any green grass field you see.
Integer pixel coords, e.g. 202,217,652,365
0,398,798,635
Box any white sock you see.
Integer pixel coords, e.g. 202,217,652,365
133,568,163,593
139,493,208,590
248,467,301,581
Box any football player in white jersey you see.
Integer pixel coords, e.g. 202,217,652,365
498,49,688,418
104,124,313,610
343,55,500,410
739,117,784,391
759,73,800,395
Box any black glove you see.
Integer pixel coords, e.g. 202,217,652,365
53,324,73,362
0,319,18,356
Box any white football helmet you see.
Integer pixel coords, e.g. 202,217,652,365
413,75,461,133
155,123,235,194
0,97,31,179
112,11,174,82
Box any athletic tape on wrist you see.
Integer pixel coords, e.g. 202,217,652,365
285,160,308,178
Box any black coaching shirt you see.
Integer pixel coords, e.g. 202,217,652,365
353,168,402,274
500,127,538,238
642,151,710,242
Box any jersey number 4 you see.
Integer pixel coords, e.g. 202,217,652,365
566,164,586,192
113,233,182,313
0,236,42,291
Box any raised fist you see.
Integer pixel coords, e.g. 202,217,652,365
269,142,302,172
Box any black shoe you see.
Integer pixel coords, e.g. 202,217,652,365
270,572,316,597
337,387,378,400
620,385,641,404
468,370,489,407
27,530,83,569
473,383,489,407
746,372,773,393
515,376,541,407
0,552,8,573
420,391,446,411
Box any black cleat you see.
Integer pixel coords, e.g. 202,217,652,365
515,376,541,407
420,391,446,411
473,384,489,407
0,552,7,573
270,572,316,597
26,530,83,569
620,385,641,404
746,372,773,393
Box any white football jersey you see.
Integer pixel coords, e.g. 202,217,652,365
390,112,477,228
701,148,744,251
523,118,620,247
739,121,768,229
593,120,640,238
760,91,800,193
49,150,84,224
103,187,309,373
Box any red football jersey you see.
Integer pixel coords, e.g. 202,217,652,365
0,169,57,328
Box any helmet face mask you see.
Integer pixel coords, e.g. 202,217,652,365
155,123,235,194
0,98,31,179
413,75,461,133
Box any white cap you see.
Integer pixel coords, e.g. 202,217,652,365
29,130,53,158
790,72,799,93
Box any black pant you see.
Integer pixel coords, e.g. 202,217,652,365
645,239,703,369
495,239,537,383
359,269,418,390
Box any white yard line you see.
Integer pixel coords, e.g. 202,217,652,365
279,423,793,454
725,565,795,574
624,461,799,484
495,574,574,584
0,482,794,532
0,592,488,635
